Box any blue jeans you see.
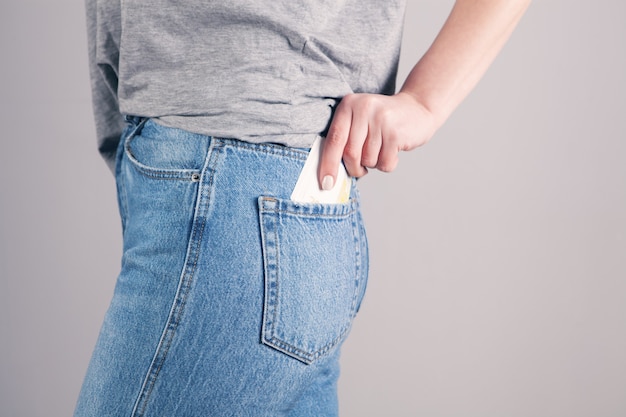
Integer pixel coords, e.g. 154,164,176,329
74,118,369,416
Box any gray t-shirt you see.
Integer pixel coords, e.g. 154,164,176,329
86,0,406,170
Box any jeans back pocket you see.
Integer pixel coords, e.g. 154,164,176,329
258,196,367,364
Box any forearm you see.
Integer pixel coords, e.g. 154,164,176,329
400,0,531,129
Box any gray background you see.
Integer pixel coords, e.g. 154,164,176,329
1,1,624,416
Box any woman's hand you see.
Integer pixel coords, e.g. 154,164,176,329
318,91,435,190
317,0,531,190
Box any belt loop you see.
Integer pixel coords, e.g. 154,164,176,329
124,114,150,137
124,114,147,124
123,115,149,134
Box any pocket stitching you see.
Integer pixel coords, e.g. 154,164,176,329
124,133,202,180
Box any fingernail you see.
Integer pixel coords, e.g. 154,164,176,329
322,175,334,191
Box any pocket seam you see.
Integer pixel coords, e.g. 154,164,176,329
124,133,202,181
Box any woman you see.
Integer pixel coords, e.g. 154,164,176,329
75,1,530,415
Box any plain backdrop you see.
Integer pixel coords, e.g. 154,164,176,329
1,1,625,416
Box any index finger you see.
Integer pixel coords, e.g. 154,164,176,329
318,104,351,190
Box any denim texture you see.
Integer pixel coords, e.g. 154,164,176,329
74,118,369,416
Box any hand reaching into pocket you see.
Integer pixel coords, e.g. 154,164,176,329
317,0,531,190
318,92,435,190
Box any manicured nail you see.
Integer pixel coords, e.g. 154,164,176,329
322,175,334,191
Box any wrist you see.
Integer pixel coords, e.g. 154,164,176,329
395,91,438,138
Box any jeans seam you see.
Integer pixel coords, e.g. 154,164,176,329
219,138,309,161
269,207,355,218
130,140,219,417
350,207,362,317
117,119,148,226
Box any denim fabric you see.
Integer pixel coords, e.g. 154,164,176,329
74,118,369,416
